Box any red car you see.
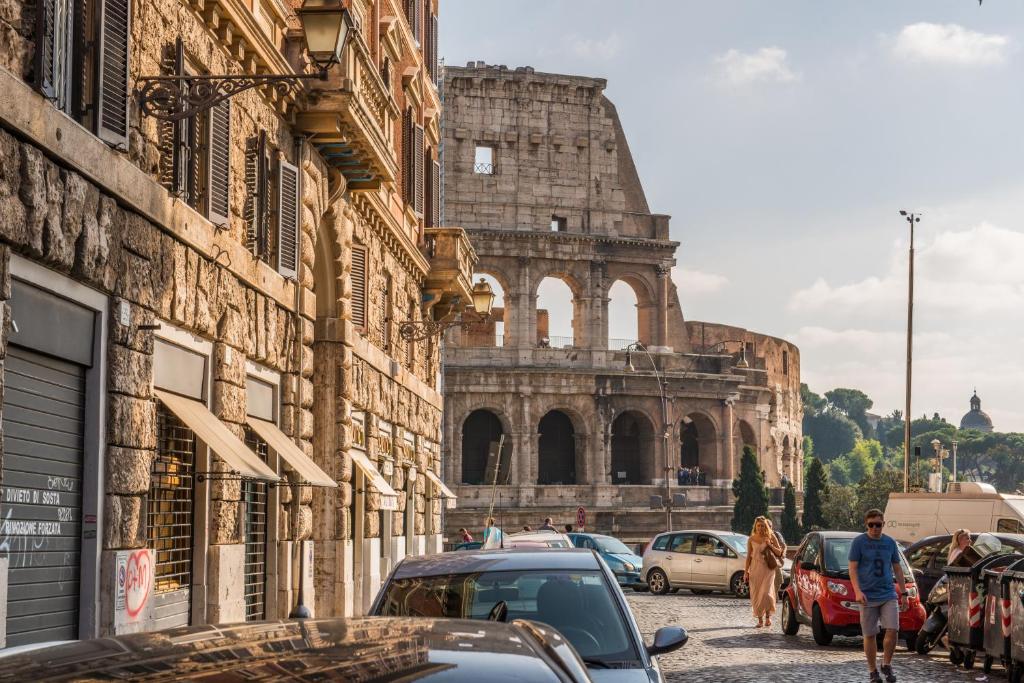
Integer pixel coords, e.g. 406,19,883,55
781,531,926,649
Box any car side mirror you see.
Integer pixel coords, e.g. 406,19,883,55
800,561,816,571
647,626,688,656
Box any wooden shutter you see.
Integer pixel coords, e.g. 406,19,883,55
413,125,424,215
428,14,438,83
277,158,299,279
351,246,367,329
34,0,73,107
243,136,259,253
207,100,230,227
94,0,131,148
428,157,440,227
401,108,413,205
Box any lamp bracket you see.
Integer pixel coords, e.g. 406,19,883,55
136,70,327,122
398,310,489,342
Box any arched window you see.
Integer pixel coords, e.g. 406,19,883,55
461,410,503,485
607,280,639,350
537,411,576,485
463,273,506,347
537,277,575,348
610,411,656,484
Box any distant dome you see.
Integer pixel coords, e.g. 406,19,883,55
960,390,994,433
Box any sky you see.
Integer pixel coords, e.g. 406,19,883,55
441,0,1024,432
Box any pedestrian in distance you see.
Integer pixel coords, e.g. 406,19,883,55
849,508,908,683
564,523,573,533
947,528,971,565
522,525,532,532
539,517,556,531
744,516,785,627
482,517,504,550
458,528,473,543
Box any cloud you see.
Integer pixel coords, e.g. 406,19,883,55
712,47,799,86
673,267,729,293
568,33,622,61
892,23,1009,66
788,223,1024,315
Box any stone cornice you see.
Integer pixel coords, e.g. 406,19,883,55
464,227,679,251
349,192,430,281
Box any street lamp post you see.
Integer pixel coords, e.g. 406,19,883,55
931,438,942,492
951,440,959,483
900,210,921,493
624,342,672,531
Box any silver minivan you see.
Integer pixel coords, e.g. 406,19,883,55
642,529,751,597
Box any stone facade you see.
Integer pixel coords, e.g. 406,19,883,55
0,0,466,646
441,64,802,540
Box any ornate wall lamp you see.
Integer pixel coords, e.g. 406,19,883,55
136,0,353,121
398,279,496,342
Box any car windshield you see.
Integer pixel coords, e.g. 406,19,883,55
823,539,913,577
594,536,633,555
720,533,748,555
377,569,641,666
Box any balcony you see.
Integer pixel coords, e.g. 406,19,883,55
422,227,477,312
296,32,398,190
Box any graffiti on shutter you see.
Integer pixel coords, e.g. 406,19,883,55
277,158,299,279
207,100,231,227
95,0,131,148
351,247,367,329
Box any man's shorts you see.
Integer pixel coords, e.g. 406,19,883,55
860,599,899,637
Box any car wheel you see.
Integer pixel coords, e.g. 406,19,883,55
904,632,917,652
730,572,749,599
781,596,800,636
811,604,833,646
648,568,670,595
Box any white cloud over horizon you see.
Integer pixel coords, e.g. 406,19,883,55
712,47,800,86
673,267,730,294
892,23,1010,66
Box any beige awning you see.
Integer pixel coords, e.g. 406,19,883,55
351,449,398,511
246,418,337,488
155,389,279,482
424,469,457,510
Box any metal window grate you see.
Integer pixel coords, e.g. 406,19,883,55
149,405,196,594
243,429,269,621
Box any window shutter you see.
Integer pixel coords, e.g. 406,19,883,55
429,14,438,83
243,136,260,253
207,100,230,227
402,108,413,205
429,158,440,227
277,158,299,279
94,0,130,148
413,125,424,215
351,246,367,329
34,0,73,107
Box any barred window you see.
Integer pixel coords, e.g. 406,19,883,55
149,403,196,594
243,428,270,621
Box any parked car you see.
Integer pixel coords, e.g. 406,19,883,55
568,533,646,591
372,548,688,682
903,532,1024,600
781,531,926,649
642,529,754,597
506,530,575,548
454,541,483,551
0,617,594,682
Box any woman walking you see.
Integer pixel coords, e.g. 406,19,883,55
745,516,785,627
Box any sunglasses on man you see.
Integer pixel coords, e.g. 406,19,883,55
867,521,884,529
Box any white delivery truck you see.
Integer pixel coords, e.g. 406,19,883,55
884,482,1024,544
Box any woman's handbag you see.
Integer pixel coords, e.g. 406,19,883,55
762,544,779,570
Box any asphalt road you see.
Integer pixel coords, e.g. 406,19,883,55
626,592,994,682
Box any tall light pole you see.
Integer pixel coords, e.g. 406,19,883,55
625,342,672,531
900,210,921,493
951,439,959,483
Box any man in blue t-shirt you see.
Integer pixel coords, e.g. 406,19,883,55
849,509,908,683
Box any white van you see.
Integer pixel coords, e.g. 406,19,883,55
884,482,1024,544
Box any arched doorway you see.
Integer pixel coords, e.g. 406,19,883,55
536,276,579,348
610,411,655,484
679,412,718,481
462,410,503,484
537,410,576,484
737,419,757,456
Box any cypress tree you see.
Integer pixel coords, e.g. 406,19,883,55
803,457,829,533
781,482,802,543
731,446,769,533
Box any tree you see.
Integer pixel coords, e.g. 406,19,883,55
804,411,862,462
781,483,802,543
803,458,829,533
856,467,903,515
822,485,861,531
801,383,827,416
825,388,874,438
731,446,769,534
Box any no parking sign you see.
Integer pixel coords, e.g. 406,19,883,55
576,506,586,531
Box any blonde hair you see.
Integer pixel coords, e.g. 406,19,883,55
953,529,971,546
751,516,771,539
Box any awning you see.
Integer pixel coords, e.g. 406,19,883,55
424,469,457,510
154,389,279,482
246,418,337,488
351,449,398,511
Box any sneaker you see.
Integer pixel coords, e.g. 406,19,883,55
880,664,896,682
869,672,882,683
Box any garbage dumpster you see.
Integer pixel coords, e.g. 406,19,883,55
947,554,1020,670
1004,558,1024,683
982,556,1024,674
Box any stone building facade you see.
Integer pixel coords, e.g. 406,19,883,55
0,0,467,647
441,63,801,537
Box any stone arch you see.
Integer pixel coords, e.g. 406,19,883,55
312,200,347,320
536,275,583,348
604,271,657,348
610,410,656,484
782,434,794,482
736,418,758,457
679,411,719,480
463,271,509,347
537,410,577,485
461,409,506,485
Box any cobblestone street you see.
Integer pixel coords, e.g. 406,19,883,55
626,593,991,683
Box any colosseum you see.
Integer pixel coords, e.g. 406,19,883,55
440,63,803,539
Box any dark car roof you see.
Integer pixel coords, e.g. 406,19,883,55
0,617,587,682
393,548,601,579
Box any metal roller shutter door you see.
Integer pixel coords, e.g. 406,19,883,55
1,345,84,646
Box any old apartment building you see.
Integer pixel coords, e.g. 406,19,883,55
441,63,802,536
0,0,468,646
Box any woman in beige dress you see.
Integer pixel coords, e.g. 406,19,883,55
745,516,785,627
